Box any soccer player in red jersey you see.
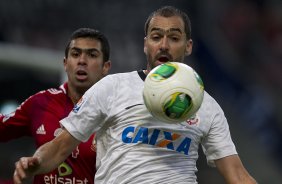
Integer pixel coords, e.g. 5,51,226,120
0,28,111,184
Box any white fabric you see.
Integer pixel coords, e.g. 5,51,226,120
61,71,237,184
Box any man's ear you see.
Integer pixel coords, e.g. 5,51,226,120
63,57,67,71
185,39,193,56
144,37,148,54
102,60,111,76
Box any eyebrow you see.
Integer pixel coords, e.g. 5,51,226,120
71,47,100,53
150,27,183,34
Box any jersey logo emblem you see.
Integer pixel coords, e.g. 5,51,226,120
36,124,46,135
73,97,84,113
58,162,73,176
186,114,200,126
122,126,191,155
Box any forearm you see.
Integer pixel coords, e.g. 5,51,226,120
222,168,257,184
215,155,257,184
13,129,81,184
32,142,66,174
33,129,80,175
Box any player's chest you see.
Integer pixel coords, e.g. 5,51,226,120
30,102,73,146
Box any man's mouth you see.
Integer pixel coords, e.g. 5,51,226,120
76,70,88,81
157,56,171,63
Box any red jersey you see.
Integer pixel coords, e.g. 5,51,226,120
0,83,96,184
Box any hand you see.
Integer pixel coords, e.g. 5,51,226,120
13,157,41,184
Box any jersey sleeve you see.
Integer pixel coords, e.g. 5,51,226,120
61,76,114,142
0,96,34,142
201,98,237,167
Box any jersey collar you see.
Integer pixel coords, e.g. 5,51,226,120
59,82,68,94
138,70,146,81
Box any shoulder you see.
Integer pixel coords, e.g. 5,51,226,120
92,71,138,89
25,84,66,105
34,85,65,98
201,91,224,113
84,71,139,100
103,71,138,81
197,91,226,125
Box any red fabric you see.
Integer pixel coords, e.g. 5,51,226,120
0,83,96,184
0,180,13,184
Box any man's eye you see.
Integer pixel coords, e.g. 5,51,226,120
71,52,79,57
88,52,98,58
151,35,161,41
171,37,180,41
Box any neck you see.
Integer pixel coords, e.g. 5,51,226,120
144,69,149,75
70,94,82,104
67,85,84,104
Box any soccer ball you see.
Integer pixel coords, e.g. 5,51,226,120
143,62,204,123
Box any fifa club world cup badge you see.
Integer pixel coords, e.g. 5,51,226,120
73,97,85,113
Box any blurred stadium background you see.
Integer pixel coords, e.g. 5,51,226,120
0,0,281,183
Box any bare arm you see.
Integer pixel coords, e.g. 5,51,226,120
215,155,257,184
13,129,80,184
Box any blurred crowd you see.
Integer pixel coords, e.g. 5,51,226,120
205,0,282,164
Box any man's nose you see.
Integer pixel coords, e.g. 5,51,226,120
160,37,169,51
78,53,87,64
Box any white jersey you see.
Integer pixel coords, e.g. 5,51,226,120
61,70,237,184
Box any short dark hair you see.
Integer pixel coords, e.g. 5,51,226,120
144,6,192,39
65,28,110,61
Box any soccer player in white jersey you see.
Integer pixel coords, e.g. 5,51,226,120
13,6,257,184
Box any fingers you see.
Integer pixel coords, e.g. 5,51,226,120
13,157,39,184
13,169,24,184
14,160,27,184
